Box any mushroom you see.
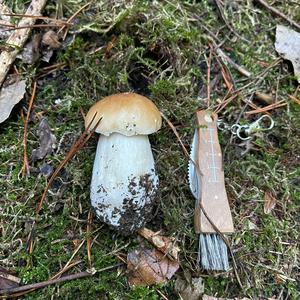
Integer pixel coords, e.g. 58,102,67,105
85,92,162,234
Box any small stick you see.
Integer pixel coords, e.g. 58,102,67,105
50,240,85,280
87,209,93,269
0,265,121,297
50,260,82,281
0,0,47,87
216,48,252,78
289,95,300,106
206,44,213,107
3,13,71,24
3,23,68,31
58,1,92,40
22,81,37,177
214,0,250,43
245,100,286,115
255,0,300,31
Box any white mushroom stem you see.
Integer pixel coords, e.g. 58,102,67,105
91,133,159,233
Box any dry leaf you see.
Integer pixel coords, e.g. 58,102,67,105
127,248,179,286
31,117,56,161
175,276,204,300
275,25,300,83
17,33,42,64
138,228,180,260
0,267,21,290
42,30,61,49
264,191,277,214
0,79,26,123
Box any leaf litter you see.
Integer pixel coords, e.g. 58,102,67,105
138,227,180,260
0,79,26,123
275,25,300,83
263,191,277,214
175,274,204,300
127,247,179,286
31,117,56,162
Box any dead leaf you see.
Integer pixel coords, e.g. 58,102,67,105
0,267,21,290
175,276,204,300
275,25,300,83
17,33,42,64
264,191,277,214
138,228,180,260
127,248,179,286
42,30,61,49
0,79,26,123
31,117,56,161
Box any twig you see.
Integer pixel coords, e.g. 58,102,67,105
22,81,37,177
206,44,213,107
255,0,300,31
216,48,252,78
0,265,121,297
289,95,300,106
50,260,82,281
0,0,47,87
50,240,85,280
214,0,250,43
245,100,286,115
3,23,69,31
58,1,92,40
87,209,93,269
3,13,71,24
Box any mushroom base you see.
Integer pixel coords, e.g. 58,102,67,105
90,133,159,235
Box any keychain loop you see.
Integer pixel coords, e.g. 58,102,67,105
218,115,275,141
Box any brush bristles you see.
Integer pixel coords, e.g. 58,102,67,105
198,234,229,271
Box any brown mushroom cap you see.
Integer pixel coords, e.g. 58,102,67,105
85,92,162,136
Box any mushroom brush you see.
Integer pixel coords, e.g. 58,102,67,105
85,92,162,235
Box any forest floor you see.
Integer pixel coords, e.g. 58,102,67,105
0,0,299,299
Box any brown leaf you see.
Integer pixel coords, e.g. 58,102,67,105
31,117,57,162
42,30,61,49
175,276,204,300
264,191,277,214
0,79,26,123
0,267,20,290
138,228,180,260
127,248,179,286
17,33,42,64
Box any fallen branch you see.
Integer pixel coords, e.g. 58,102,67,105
0,265,121,297
0,0,48,87
255,0,300,31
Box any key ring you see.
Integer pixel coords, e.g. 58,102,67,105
230,115,274,140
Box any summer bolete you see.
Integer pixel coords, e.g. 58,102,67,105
85,92,162,234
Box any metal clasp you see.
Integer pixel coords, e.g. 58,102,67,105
231,115,274,140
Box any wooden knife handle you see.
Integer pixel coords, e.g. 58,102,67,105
194,110,234,234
